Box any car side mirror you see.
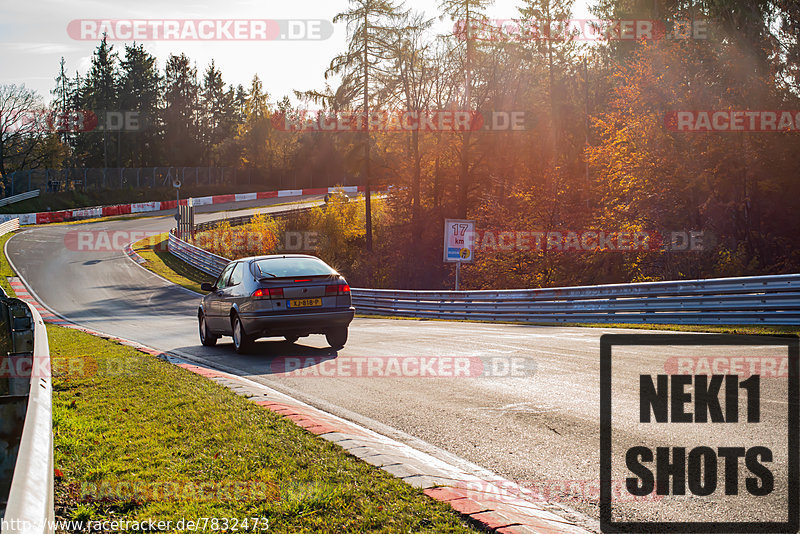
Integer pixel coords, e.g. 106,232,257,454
201,282,214,292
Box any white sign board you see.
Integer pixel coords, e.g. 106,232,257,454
444,219,475,263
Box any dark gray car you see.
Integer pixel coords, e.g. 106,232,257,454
198,254,355,353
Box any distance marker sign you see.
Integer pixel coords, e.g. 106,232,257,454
600,334,798,533
443,219,475,263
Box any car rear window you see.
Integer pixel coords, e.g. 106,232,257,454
252,257,336,278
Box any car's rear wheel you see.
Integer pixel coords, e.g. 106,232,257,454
284,335,300,343
199,313,218,347
325,327,348,349
232,315,253,354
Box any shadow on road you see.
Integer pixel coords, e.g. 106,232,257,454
172,337,339,377
65,284,199,322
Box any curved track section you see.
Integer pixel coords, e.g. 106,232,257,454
6,198,789,527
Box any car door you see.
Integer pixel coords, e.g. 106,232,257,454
206,262,235,332
217,261,246,334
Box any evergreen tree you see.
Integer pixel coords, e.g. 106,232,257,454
76,36,119,167
236,75,271,172
201,61,238,165
163,53,201,166
119,43,161,166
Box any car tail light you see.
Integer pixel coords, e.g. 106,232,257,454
269,287,284,299
326,284,350,296
252,288,284,299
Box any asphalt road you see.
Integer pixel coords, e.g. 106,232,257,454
7,197,794,530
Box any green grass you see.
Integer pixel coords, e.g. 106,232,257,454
0,232,17,297
558,322,799,335
50,325,475,532
133,234,212,294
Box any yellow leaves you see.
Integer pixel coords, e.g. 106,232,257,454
310,193,365,246
192,215,282,259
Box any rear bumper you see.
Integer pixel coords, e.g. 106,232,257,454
239,307,355,337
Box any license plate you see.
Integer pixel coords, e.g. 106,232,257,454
288,298,322,308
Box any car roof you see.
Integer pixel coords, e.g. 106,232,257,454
238,254,322,262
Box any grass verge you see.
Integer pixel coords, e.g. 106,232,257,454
553,322,799,335
0,231,18,297
50,325,474,532
351,315,799,335
132,233,213,294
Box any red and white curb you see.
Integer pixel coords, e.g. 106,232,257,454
8,277,594,534
0,186,363,226
8,278,70,326
123,243,147,265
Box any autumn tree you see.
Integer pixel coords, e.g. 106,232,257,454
328,0,409,250
382,11,434,232
0,85,53,191
439,0,493,218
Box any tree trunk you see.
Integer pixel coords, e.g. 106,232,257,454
433,152,441,210
411,127,421,237
457,130,471,218
363,7,373,251
457,2,473,219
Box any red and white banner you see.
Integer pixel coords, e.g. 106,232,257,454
4,186,365,226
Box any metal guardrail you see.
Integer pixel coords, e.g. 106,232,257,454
351,275,800,325
192,206,316,233
166,205,800,325
2,304,53,533
168,230,230,277
0,191,39,208
167,206,318,276
0,218,54,532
